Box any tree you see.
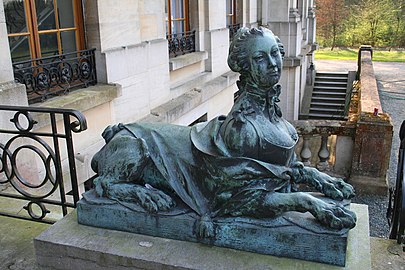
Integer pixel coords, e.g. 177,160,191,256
392,0,405,47
316,0,347,50
345,0,396,47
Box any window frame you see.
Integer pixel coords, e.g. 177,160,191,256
226,0,237,26
166,0,190,36
5,0,85,62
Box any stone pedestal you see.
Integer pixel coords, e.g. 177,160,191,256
34,204,371,270
351,112,393,195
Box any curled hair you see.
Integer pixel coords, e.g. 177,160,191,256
227,26,285,74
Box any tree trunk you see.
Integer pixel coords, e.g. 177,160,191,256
331,25,336,51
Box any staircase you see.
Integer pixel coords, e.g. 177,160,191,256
308,72,351,120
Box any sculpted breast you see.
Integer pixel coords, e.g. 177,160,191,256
220,107,298,166
221,117,260,159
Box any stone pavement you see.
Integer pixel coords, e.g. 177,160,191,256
1,215,404,270
1,60,404,269
0,215,48,270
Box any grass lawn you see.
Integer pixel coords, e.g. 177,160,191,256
315,47,405,62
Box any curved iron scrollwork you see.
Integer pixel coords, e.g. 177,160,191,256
12,49,97,104
387,120,405,248
0,105,87,223
167,30,196,58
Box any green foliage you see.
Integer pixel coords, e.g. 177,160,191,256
316,0,405,48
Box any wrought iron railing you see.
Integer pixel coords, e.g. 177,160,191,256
12,49,97,104
167,30,196,58
0,105,87,223
388,120,405,248
228,23,241,40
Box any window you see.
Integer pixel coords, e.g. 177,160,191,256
226,0,236,26
226,0,240,40
5,0,85,63
165,0,189,36
165,0,195,57
4,0,95,104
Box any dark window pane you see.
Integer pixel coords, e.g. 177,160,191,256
36,0,56,31
9,36,31,62
61,31,76,53
4,0,28,34
57,0,75,28
39,32,59,57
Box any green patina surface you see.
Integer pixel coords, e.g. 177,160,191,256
81,27,358,265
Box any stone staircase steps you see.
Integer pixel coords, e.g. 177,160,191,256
308,72,351,120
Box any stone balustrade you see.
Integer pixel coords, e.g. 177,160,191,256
294,46,393,194
293,120,356,177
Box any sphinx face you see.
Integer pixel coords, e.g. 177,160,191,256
248,33,283,88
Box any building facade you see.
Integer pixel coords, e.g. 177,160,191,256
0,0,317,187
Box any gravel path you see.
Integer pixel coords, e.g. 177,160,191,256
315,60,405,238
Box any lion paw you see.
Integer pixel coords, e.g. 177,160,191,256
322,177,355,200
315,203,357,229
134,184,176,212
196,214,215,239
101,182,176,212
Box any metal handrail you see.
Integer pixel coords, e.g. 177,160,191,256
0,105,87,223
388,120,405,247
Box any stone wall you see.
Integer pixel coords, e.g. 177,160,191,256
350,48,393,194
260,0,317,120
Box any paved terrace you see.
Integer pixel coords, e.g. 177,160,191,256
1,60,405,269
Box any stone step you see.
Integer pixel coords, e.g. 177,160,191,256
316,72,349,77
310,106,345,111
314,81,347,87
315,76,348,82
309,107,345,113
312,91,347,97
310,101,345,107
308,113,346,119
313,86,347,92
311,96,346,102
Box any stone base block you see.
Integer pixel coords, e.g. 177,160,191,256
76,191,351,266
34,204,371,270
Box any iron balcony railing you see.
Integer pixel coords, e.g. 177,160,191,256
228,23,241,40
0,105,87,223
167,30,196,58
12,49,97,104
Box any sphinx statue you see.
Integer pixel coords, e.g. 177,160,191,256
90,27,356,238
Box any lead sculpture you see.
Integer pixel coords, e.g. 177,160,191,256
90,27,356,238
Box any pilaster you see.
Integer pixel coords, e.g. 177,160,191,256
0,0,14,83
